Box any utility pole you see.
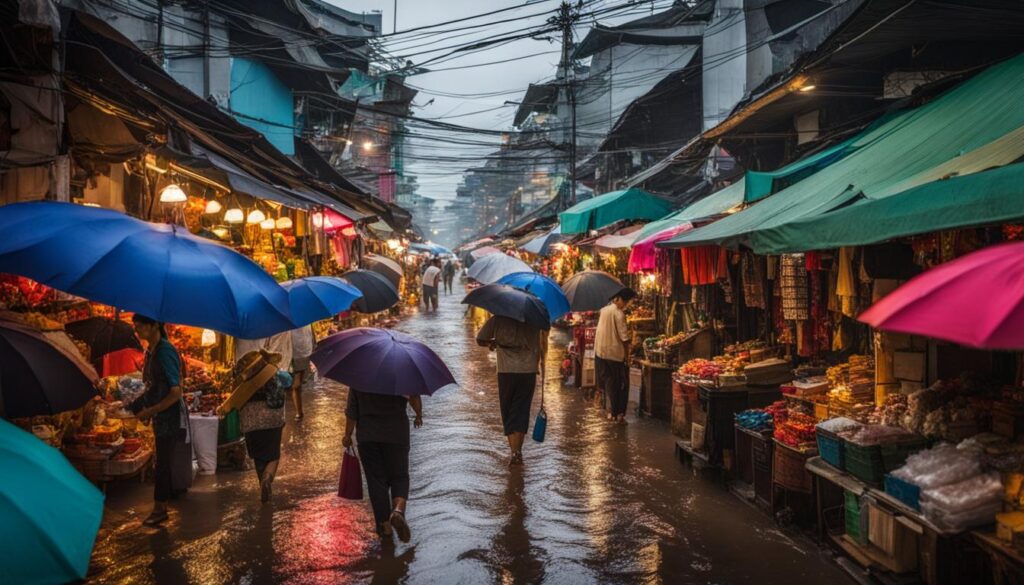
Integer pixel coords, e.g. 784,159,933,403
550,2,580,208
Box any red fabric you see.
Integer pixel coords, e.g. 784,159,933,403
101,348,145,377
805,251,824,271
338,447,364,500
680,246,726,285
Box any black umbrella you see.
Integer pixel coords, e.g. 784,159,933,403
64,317,142,371
340,269,401,314
0,320,99,418
463,284,550,330
364,254,403,288
561,270,625,313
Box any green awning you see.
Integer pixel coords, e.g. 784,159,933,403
755,163,1024,252
632,179,746,242
662,54,1024,251
744,137,857,203
559,187,673,235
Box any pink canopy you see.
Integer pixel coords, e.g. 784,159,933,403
627,223,692,273
470,246,502,259
859,241,1024,349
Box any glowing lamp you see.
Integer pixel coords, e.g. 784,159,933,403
386,239,401,250
224,208,244,224
276,216,293,230
200,329,217,347
204,199,222,214
260,218,276,230
341,226,357,238
798,84,816,92
246,209,266,224
159,183,187,203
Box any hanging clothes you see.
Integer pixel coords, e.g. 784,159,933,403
680,246,726,285
836,247,858,318
779,254,809,321
741,253,766,309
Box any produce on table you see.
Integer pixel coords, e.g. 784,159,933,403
678,358,722,381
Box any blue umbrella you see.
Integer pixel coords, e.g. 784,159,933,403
496,272,570,322
0,418,104,584
463,284,551,330
466,253,532,285
0,201,293,338
311,328,456,396
281,276,363,326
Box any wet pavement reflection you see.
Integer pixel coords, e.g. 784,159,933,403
88,286,850,584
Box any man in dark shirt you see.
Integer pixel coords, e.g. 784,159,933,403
343,389,423,542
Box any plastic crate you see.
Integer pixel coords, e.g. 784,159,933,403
884,474,922,511
879,438,929,472
845,442,885,485
816,429,845,470
845,490,868,545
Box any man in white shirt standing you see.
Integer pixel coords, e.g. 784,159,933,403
421,258,442,312
594,287,637,423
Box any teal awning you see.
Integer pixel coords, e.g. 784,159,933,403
631,179,746,242
559,187,673,235
662,54,1024,251
744,137,857,203
756,163,1024,252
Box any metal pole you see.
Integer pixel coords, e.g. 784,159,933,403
393,0,398,34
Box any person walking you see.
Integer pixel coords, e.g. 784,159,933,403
594,288,637,424
290,325,315,421
129,314,191,527
442,260,456,295
476,315,548,467
342,389,423,542
218,350,291,503
421,258,442,311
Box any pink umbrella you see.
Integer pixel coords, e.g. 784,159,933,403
627,223,692,273
859,241,1024,349
471,246,502,259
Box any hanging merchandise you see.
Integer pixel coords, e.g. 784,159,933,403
836,247,857,317
741,253,766,309
779,254,809,321
680,246,726,285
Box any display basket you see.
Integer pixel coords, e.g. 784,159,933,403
773,440,815,493
844,442,885,485
816,428,846,470
884,474,922,511
104,449,152,476
879,437,929,472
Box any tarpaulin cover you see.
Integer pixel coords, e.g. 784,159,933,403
663,54,1024,252
559,187,673,235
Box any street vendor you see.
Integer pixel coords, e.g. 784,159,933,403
595,288,636,424
129,313,191,527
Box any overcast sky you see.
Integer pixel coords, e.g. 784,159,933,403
331,1,665,202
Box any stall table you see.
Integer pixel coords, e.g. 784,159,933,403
639,360,674,420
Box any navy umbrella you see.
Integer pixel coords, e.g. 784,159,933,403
339,269,400,313
64,317,142,372
0,201,294,338
0,319,99,418
312,328,455,396
497,272,570,322
561,270,624,313
462,284,551,330
281,277,363,325
364,254,403,288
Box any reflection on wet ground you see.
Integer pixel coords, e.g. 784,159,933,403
88,286,850,584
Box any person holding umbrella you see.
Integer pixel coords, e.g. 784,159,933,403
313,328,455,543
471,287,550,467
129,314,190,527
594,288,637,424
442,259,456,295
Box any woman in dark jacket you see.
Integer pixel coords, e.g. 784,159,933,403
129,314,190,527
342,390,423,542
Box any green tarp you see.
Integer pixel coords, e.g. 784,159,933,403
662,53,1024,252
559,187,673,235
756,163,1024,252
632,179,746,242
744,137,857,203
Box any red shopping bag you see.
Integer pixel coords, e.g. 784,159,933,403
337,446,364,500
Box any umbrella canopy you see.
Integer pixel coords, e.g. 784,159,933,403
339,270,400,314
0,201,293,338
559,188,673,235
467,253,532,285
594,225,645,250
281,277,363,325
0,319,99,418
561,270,625,313
311,328,455,396
64,317,142,371
470,246,502,260
364,254,403,288
859,241,1024,349
463,284,551,330
0,418,104,584
496,272,570,322
521,225,564,256
628,223,693,273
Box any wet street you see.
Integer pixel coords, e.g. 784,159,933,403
88,287,851,584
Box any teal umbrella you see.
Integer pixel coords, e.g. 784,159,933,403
558,187,673,235
0,418,104,584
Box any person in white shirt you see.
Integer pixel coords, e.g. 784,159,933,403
421,258,442,311
594,287,636,423
290,325,315,421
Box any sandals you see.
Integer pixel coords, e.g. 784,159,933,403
390,510,411,543
508,451,524,467
142,510,169,527
260,476,274,503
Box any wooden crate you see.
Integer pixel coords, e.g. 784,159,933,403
867,503,919,573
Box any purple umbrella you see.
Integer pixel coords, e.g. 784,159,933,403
311,328,456,396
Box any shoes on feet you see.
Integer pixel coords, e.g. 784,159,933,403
377,520,394,539
508,451,524,467
390,510,411,543
142,510,169,527
260,477,273,503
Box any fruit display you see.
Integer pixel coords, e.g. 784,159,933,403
678,358,722,381
774,411,817,448
183,366,217,394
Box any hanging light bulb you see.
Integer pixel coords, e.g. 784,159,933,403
200,329,217,347
312,211,324,228
260,218,275,230
204,199,222,214
276,216,293,230
211,227,230,240
224,207,244,224
247,208,266,224
159,183,187,203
